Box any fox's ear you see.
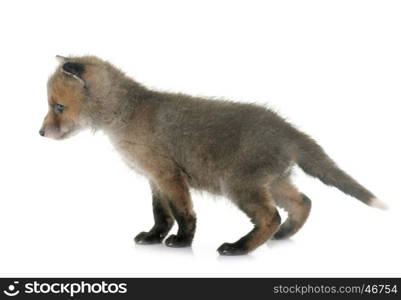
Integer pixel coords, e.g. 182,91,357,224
55,55,68,63
55,55,86,86
62,62,85,77
60,61,86,86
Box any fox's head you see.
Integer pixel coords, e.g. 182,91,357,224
39,55,126,139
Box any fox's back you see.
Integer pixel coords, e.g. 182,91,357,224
147,93,299,190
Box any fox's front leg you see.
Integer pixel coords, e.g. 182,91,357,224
135,183,174,244
153,172,196,248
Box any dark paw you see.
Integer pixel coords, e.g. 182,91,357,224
272,224,293,240
134,231,164,244
272,230,289,240
164,234,192,248
217,242,248,256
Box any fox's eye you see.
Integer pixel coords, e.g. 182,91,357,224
55,103,65,113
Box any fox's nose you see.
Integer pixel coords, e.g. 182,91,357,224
39,129,45,136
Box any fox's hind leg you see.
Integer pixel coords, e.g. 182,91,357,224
271,180,311,240
218,186,281,255
135,183,174,244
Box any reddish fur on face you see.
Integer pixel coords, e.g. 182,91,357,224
41,75,85,139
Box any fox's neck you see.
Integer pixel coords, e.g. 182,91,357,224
87,75,150,133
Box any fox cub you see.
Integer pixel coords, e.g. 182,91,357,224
40,55,385,255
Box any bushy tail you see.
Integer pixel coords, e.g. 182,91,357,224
296,137,387,209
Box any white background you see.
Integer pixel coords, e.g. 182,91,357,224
0,0,400,277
